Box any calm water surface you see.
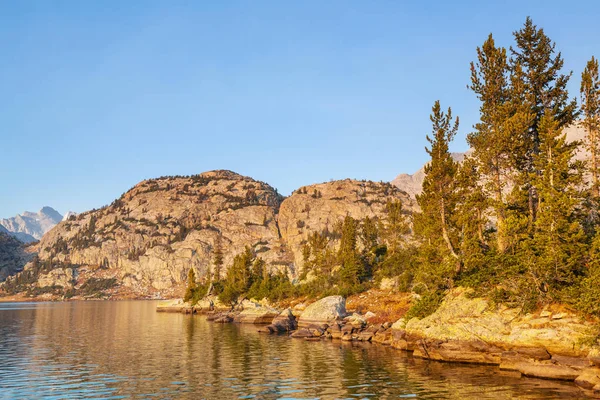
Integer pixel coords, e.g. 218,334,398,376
0,301,591,399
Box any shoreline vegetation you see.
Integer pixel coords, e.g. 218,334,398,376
157,17,600,397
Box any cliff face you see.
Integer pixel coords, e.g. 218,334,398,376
5,170,413,298
0,230,31,281
31,170,285,297
278,180,415,270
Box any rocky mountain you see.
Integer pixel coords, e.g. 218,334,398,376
1,170,413,298
0,206,64,243
279,179,415,270
0,230,31,282
392,124,587,198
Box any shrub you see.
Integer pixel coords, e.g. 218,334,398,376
404,291,444,320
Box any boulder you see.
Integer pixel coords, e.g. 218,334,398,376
298,296,346,327
329,323,343,339
344,313,367,327
398,288,594,358
364,311,377,321
372,329,393,345
514,346,551,361
260,308,297,333
235,301,279,324
500,351,580,381
575,368,600,390
589,349,600,367
156,299,192,313
379,277,398,291
412,339,502,365
214,313,234,323
517,362,580,381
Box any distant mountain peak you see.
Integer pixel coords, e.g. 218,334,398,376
0,207,63,243
39,206,63,223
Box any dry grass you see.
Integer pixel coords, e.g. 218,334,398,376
347,289,413,324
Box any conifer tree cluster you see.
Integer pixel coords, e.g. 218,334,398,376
410,17,600,315
182,18,600,319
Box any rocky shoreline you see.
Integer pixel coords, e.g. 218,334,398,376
157,288,600,398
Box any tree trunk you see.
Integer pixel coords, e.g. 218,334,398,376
440,198,459,263
495,164,506,252
592,127,599,198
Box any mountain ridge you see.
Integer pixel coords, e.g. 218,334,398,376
1,170,413,299
0,207,64,243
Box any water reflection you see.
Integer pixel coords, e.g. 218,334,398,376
0,301,590,399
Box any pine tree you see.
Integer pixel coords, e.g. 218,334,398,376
361,216,380,253
468,34,532,252
415,101,461,272
521,113,586,302
383,200,410,253
303,230,332,277
219,247,254,306
252,257,267,282
183,267,197,303
581,56,600,198
511,17,578,227
213,234,224,280
360,216,380,272
577,231,600,316
338,216,364,285
454,156,488,272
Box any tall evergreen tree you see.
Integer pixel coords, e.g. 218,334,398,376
415,101,461,272
213,234,224,280
468,34,532,252
521,113,586,302
219,247,254,306
383,200,410,253
577,231,600,316
511,17,578,227
454,156,488,271
338,216,364,285
360,216,381,273
183,267,197,303
581,56,600,198
361,216,380,253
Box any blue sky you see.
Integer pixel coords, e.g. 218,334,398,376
1,1,598,218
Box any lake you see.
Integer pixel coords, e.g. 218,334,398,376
0,301,590,399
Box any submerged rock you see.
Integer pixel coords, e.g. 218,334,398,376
291,328,314,339
214,313,234,323
259,308,298,334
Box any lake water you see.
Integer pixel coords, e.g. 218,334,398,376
0,301,591,399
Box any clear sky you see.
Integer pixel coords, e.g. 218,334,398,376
1,1,598,218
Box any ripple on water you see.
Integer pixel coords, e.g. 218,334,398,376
0,301,592,399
